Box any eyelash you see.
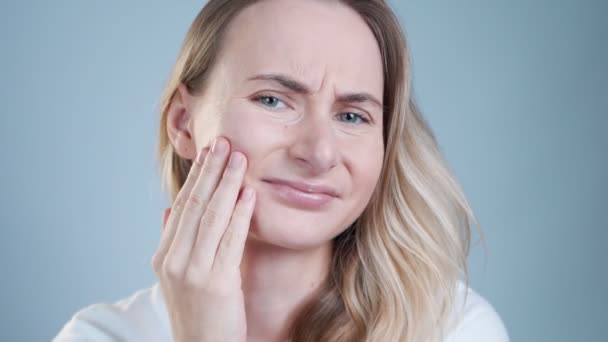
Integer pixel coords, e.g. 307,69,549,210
338,112,370,125
253,94,288,110
252,94,371,125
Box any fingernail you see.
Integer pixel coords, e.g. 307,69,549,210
212,137,228,155
229,152,244,169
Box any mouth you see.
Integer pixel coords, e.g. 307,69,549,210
261,178,340,210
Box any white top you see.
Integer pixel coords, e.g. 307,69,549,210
53,281,509,341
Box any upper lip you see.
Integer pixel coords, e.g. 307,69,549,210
264,178,341,198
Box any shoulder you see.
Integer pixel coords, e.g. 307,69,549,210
53,283,170,342
443,281,510,342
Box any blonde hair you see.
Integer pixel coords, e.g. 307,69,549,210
157,0,479,340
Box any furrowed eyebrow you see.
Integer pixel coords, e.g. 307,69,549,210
336,93,383,110
247,73,383,109
247,73,310,93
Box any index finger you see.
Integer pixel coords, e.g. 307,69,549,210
151,147,209,270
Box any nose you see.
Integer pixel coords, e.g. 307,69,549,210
287,114,339,175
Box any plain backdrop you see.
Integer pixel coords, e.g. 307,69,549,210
1,0,606,341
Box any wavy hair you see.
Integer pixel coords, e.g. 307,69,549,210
157,0,479,340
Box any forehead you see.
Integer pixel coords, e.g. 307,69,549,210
217,0,384,96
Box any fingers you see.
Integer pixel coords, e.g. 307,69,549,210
165,137,231,275
213,187,256,272
151,146,209,272
162,208,171,231
187,151,248,277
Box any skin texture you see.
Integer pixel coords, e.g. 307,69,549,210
156,0,385,340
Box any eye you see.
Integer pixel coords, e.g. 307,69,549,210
337,112,370,125
254,95,288,110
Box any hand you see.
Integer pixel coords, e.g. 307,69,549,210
151,136,255,342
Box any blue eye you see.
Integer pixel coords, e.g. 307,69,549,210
338,112,370,125
255,95,287,109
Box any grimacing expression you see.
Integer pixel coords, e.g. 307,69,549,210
186,0,385,249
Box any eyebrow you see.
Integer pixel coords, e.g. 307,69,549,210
247,73,383,109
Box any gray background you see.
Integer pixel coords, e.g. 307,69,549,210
1,0,606,341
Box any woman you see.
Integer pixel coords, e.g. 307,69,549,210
55,0,509,341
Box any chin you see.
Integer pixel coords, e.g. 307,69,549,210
246,194,347,251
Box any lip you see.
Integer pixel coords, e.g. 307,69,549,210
262,178,340,210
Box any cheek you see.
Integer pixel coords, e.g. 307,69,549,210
218,110,259,153
350,141,384,200
218,107,269,149
215,103,285,177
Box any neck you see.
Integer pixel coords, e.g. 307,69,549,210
240,237,332,342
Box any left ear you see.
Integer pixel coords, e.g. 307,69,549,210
166,83,197,160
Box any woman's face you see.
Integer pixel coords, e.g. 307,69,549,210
184,0,384,249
